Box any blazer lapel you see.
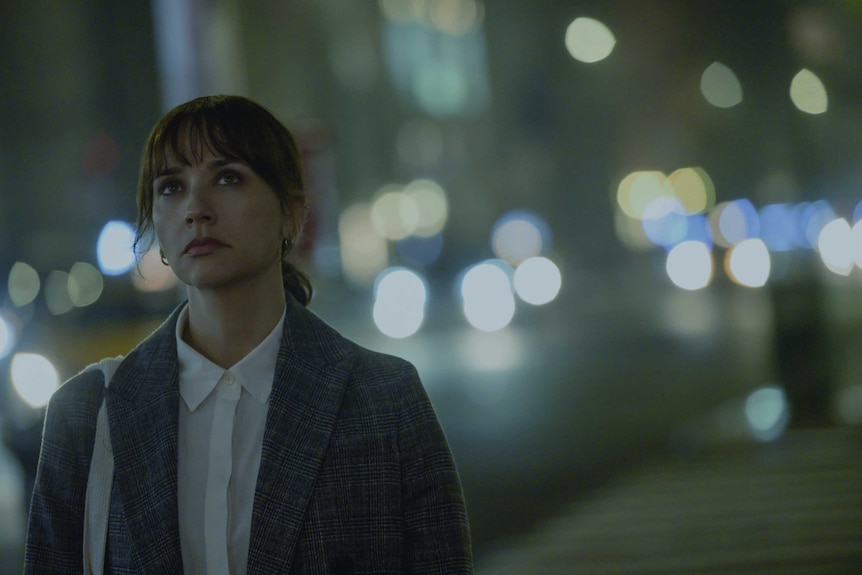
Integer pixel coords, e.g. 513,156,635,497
247,299,352,574
107,310,184,572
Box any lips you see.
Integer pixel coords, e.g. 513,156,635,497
183,237,229,256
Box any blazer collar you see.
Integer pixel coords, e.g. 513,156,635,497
106,295,353,573
247,295,353,573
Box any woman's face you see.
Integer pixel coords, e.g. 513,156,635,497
151,142,289,292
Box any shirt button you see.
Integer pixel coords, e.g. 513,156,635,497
223,373,235,385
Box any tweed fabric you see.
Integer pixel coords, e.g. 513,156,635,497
25,294,473,573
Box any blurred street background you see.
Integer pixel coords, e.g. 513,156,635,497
2,1,862,572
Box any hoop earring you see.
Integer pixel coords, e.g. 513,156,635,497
159,249,169,266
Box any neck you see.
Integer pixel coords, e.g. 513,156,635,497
184,272,286,368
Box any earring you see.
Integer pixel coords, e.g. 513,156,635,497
159,249,169,266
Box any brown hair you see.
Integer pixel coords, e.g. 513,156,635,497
134,95,312,305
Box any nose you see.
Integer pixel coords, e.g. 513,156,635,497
185,185,215,225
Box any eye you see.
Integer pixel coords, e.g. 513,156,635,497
218,171,242,185
155,179,181,196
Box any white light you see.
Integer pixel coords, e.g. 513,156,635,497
565,17,616,63
491,210,551,265
818,218,853,276
727,239,771,288
513,257,562,305
745,385,790,442
97,220,136,276
373,268,427,339
0,313,16,359
666,241,713,290
460,261,516,332
852,220,862,269
11,352,60,409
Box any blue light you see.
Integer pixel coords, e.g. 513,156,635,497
396,233,444,267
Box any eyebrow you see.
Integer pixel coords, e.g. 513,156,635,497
153,158,244,180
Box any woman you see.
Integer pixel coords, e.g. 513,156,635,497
25,95,473,573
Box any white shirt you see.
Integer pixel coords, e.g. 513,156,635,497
175,304,284,575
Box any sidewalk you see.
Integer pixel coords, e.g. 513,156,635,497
475,426,862,574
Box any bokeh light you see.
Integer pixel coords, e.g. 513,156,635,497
760,203,804,251
8,261,40,307
0,312,16,359
459,328,525,372
817,217,853,275
373,267,428,339
565,17,616,63
616,171,670,220
851,220,862,270
339,203,389,287
371,185,420,240
726,239,771,288
709,199,760,248
96,220,136,276
428,0,483,35
801,200,836,249
668,167,716,215
44,271,74,315
460,260,516,332
405,179,449,237
642,197,689,248
700,62,743,108
10,352,60,409
396,233,445,267
666,241,713,290
744,385,790,442
491,210,551,265
513,256,562,305
68,262,104,307
790,68,828,114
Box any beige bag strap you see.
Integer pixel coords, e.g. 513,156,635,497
83,356,123,575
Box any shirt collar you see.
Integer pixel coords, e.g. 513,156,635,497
176,304,285,410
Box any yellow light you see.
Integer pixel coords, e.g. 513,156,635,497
616,171,671,220
790,68,828,114
405,179,449,236
428,0,482,35
339,203,389,287
565,17,616,63
371,186,420,240
668,167,715,215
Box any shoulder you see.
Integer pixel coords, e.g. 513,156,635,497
47,365,105,421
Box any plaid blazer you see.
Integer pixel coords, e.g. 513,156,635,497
25,295,473,574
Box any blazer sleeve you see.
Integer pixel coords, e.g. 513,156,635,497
397,362,473,573
24,370,102,574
